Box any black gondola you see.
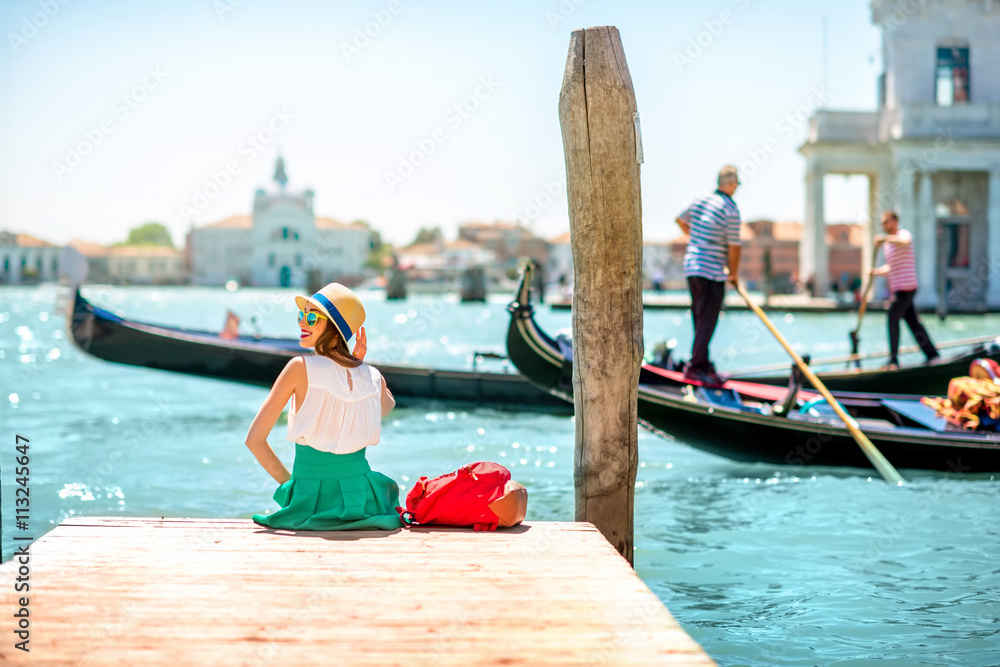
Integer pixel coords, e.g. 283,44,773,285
506,267,1000,473
720,338,1000,395
67,286,571,413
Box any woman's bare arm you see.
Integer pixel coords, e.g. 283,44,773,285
245,357,305,484
380,380,395,418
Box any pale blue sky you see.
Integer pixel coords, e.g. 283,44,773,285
0,0,882,247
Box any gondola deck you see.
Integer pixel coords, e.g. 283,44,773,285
506,267,1000,473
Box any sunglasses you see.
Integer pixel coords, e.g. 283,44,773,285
297,310,328,327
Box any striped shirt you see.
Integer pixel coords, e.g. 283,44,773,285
883,229,919,292
680,190,741,281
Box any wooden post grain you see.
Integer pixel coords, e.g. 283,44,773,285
558,26,643,564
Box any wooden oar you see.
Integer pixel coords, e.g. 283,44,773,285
734,280,905,485
848,249,882,369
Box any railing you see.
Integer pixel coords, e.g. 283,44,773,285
883,103,1000,139
806,105,1000,144
807,111,880,144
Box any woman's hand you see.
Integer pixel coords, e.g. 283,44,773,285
352,326,367,361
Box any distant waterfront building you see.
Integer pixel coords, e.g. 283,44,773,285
738,221,801,293
68,240,112,283
396,237,497,281
107,246,187,285
442,238,496,271
801,0,1000,309
396,240,447,278
664,220,864,293
187,158,372,287
545,232,572,285
546,231,694,290
826,223,865,294
0,231,61,283
65,240,186,284
459,222,548,276
641,240,674,289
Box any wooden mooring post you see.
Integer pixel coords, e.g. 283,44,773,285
558,26,644,565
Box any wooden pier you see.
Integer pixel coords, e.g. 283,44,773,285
0,517,714,666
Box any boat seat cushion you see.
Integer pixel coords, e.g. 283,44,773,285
883,398,950,432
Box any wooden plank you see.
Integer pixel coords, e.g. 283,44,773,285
0,518,714,666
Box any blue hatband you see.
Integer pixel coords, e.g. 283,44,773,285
311,292,353,340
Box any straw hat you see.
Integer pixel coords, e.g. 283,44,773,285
295,283,365,343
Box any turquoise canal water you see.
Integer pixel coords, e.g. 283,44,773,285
2,283,999,666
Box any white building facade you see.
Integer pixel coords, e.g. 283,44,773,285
106,246,187,285
801,0,1000,309
188,159,372,287
545,232,573,285
0,232,61,283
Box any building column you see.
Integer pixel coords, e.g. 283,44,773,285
12,250,23,283
895,166,916,265
987,168,1000,307
43,249,56,282
801,163,828,296
861,173,880,291
915,170,936,308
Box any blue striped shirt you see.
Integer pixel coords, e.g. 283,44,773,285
680,190,741,281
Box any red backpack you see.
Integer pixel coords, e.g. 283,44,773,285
397,462,526,531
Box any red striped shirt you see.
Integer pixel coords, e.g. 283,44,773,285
883,229,919,292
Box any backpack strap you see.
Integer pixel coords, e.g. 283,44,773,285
473,522,498,532
396,506,418,527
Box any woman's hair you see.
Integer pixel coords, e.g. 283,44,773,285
313,324,363,368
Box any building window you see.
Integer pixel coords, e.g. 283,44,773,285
52,256,58,274
295,253,302,267
3,256,8,272
938,197,970,218
936,46,970,105
282,227,289,240
268,253,275,268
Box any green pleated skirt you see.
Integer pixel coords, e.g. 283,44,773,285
251,445,403,531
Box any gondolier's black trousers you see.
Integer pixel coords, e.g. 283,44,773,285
888,289,938,365
688,276,726,370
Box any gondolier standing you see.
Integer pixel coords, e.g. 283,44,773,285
675,165,742,386
871,210,939,369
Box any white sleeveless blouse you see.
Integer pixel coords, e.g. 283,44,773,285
286,355,385,454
